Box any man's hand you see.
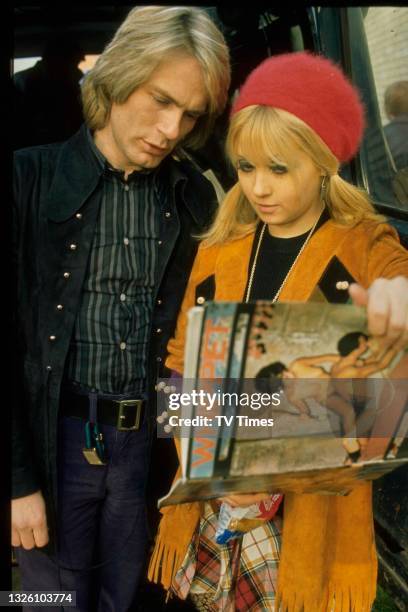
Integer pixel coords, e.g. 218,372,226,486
349,276,408,352
12,491,49,549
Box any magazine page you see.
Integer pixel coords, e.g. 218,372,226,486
157,301,407,507
230,301,405,476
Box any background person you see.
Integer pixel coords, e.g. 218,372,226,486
384,80,408,171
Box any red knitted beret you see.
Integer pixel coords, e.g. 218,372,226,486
231,52,365,162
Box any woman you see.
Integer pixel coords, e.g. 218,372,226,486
149,52,408,611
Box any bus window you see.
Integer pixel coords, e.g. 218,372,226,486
349,7,408,212
13,57,41,75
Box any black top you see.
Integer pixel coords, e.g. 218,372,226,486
246,208,330,301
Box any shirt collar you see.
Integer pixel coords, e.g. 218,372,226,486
87,127,157,183
44,124,214,226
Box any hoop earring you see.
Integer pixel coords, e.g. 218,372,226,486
320,175,329,204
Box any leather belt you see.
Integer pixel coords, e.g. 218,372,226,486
60,388,144,431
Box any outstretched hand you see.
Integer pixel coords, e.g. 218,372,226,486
349,276,408,353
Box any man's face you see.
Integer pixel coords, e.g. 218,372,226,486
95,53,208,175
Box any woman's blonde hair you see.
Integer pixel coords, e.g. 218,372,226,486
81,5,230,150
202,105,385,245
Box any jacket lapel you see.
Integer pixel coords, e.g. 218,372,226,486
211,222,355,304
44,126,104,222
215,233,255,301
279,221,354,302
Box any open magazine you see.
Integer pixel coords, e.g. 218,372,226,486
157,301,408,508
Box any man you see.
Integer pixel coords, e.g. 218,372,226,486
12,6,230,611
384,80,408,171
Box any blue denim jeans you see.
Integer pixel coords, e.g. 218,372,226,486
17,415,149,612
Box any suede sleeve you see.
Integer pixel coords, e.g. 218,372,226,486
366,223,408,282
338,222,408,287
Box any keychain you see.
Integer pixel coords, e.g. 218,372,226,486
83,420,107,465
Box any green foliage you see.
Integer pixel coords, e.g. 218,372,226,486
372,586,399,612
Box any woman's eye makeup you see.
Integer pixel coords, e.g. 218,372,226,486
236,159,254,172
270,163,288,174
236,159,288,174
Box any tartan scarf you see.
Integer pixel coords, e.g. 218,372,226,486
148,439,377,612
172,500,281,611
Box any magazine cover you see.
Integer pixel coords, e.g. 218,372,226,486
214,304,252,475
187,302,238,479
158,301,407,507
180,306,206,478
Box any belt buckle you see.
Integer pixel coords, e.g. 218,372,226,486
115,399,143,431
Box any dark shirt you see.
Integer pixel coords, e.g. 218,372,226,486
65,131,162,394
247,209,330,301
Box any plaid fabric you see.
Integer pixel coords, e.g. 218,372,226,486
172,502,282,611
190,593,218,611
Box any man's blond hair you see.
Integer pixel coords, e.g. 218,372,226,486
81,5,230,149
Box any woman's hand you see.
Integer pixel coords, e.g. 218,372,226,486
349,276,408,352
218,492,270,508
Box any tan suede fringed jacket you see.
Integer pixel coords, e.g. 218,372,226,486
148,219,408,612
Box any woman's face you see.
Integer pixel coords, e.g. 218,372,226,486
236,145,323,238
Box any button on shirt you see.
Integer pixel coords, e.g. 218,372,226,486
65,130,161,394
